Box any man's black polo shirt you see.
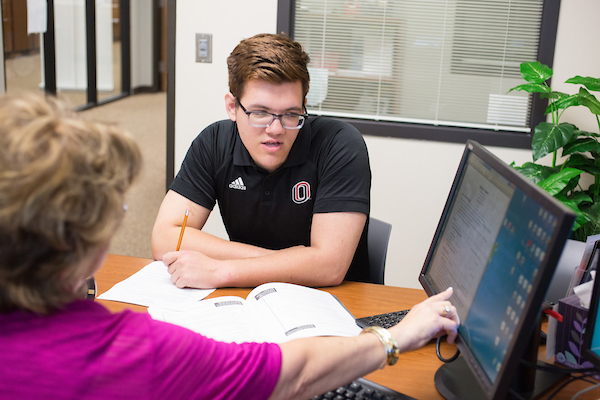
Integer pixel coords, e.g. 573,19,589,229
170,117,372,282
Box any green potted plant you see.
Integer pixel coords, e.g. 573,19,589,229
508,61,600,241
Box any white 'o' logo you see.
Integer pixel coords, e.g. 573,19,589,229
292,181,311,204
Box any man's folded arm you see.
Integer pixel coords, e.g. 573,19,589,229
151,190,272,261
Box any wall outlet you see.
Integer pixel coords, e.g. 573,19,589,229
196,33,212,63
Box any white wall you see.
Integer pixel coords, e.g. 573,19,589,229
552,0,600,134
175,0,600,288
175,0,278,171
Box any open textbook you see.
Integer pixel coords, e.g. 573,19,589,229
148,282,362,343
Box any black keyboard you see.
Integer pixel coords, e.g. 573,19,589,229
355,309,410,329
312,377,416,400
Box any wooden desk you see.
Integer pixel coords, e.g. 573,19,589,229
96,254,599,400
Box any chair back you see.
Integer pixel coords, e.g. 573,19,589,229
367,217,392,285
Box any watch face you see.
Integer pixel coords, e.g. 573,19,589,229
85,277,97,300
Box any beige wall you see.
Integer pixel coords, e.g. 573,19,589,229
552,0,600,133
175,0,600,288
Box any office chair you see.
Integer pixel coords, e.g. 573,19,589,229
367,217,392,285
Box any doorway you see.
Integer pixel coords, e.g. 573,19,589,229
2,0,131,109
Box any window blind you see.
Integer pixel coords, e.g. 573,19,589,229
294,0,545,133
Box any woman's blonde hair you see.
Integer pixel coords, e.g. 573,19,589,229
0,93,142,314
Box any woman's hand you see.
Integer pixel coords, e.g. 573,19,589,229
389,287,460,353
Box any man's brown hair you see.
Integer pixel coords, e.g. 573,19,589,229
227,33,310,100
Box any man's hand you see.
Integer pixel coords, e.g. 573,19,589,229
163,250,223,289
153,191,367,288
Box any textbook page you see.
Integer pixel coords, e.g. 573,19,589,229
247,282,361,341
148,282,361,343
149,296,266,343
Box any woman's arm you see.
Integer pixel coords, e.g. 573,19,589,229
269,288,459,400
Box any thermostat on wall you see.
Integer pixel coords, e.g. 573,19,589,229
196,33,212,63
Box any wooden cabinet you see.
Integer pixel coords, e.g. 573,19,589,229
2,0,40,56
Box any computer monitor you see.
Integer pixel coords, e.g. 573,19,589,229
419,140,575,400
579,240,600,286
582,244,600,368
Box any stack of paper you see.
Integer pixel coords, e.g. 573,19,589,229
98,261,214,310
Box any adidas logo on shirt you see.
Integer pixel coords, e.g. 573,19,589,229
229,177,247,191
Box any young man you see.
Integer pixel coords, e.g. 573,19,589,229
151,33,371,289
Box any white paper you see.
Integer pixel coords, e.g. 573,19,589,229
149,282,361,343
573,271,596,309
27,0,47,34
566,234,600,297
98,261,214,310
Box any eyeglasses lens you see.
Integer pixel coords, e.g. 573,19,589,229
248,113,304,129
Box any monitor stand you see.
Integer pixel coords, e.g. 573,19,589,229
434,316,569,400
434,357,567,400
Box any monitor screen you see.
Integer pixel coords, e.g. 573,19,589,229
419,141,575,400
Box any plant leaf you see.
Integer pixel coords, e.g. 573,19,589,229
580,203,600,235
520,61,553,84
563,137,600,156
567,191,593,206
565,153,600,174
538,168,583,196
572,163,600,176
546,94,581,114
575,130,600,138
513,162,556,184
540,91,569,100
559,174,581,196
555,194,588,229
532,123,576,161
577,88,600,115
508,83,551,94
563,153,593,166
566,76,600,92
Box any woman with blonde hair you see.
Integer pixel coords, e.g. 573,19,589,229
0,93,458,399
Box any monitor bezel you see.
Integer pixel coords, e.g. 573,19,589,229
418,140,575,400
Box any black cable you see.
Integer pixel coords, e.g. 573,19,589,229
519,359,600,375
507,373,596,400
435,336,460,363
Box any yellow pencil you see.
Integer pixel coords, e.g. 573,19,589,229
176,209,189,251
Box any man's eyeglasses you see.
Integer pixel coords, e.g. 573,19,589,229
236,98,308,130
